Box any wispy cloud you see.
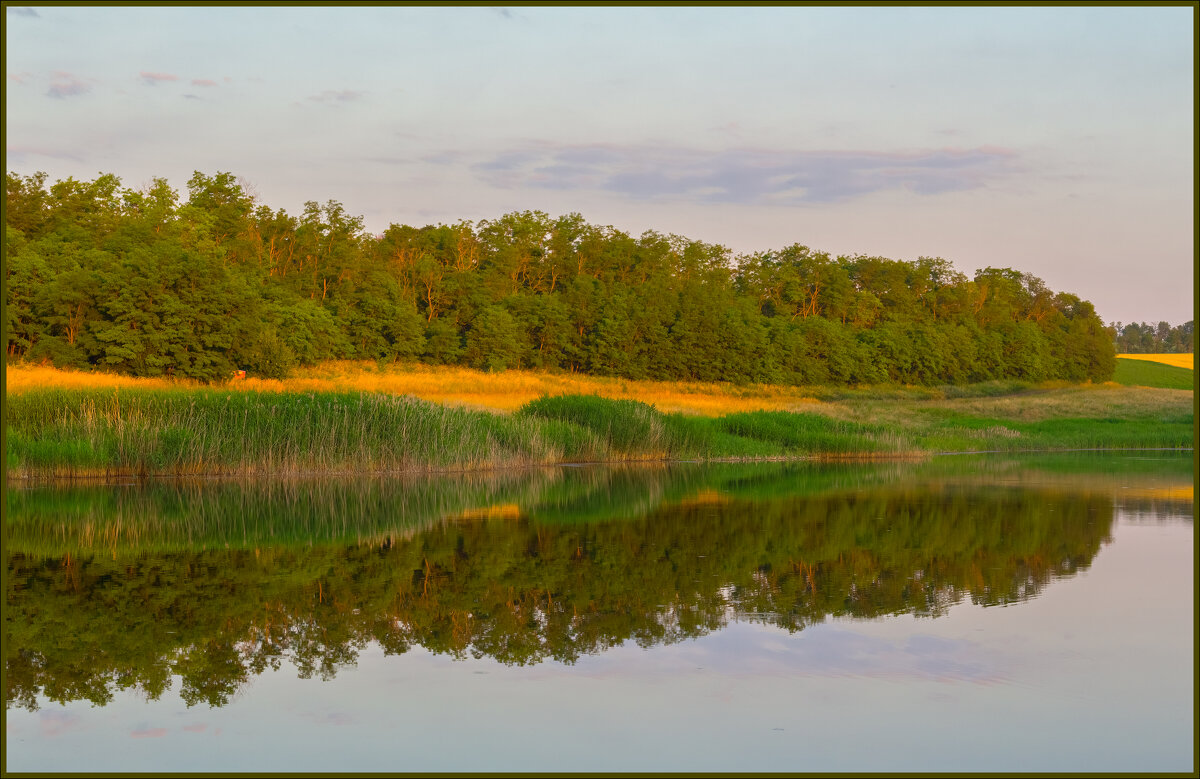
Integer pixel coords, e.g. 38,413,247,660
191,78,217,87
8,71,33,84
308,89,365,104
8,6,39,17
470,142,1018,205
47,71,91,99
140,71,179,85
7,144,86,162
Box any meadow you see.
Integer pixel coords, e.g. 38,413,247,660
1112,355,1195,390
5,361,1193,479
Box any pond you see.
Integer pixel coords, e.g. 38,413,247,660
4,453,1194,772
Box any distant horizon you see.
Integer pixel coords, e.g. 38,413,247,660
5,5,1194,325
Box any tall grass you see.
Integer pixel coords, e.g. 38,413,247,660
6,388,578,478
6,378,1193,480
516,395,898,459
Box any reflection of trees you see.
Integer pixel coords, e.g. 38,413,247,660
6,485,1114,710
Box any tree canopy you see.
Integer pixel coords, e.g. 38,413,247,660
6,170,1117,384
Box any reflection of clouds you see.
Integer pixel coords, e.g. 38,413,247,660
130,726,169,738
470,142,1016,205
182,723,208,733
140,71,179,85
47,71,92,99
781,626,1002,683
308,89,365,104
297,711,356,727
560,624,1007,685
740,626,1001,683
39,710,83,738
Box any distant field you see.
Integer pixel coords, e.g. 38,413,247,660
1117,354,1194,369
1113,357,1195,391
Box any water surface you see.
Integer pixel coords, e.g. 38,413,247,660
5,454,1193,772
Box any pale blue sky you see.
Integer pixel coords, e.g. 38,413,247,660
5,5,1194,325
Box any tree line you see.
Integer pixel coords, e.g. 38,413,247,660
1110,320,1193,354
5,170,1116,384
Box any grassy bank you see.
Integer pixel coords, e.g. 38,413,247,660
5,378,1193,479
4,387,898,479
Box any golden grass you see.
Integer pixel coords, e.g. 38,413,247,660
4,361,824,416
1118,353,1194,369
4,364,199,393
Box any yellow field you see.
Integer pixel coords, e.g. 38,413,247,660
1117,353,1194,369
3,361,824,416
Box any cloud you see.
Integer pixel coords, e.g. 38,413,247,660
140,71,179,85
421,151,463,166
191,78,217,87
46,72,91,99
308,89,365,104
6,144,86,162
182,94,200,100
365,156,413,166
470,142,1018,205
9,7,39,17
8,71,33,84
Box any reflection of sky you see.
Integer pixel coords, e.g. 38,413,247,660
6,514,1192,773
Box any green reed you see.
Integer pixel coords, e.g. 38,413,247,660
6,385,1193,480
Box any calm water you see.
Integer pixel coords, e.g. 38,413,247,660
4,454,1194,772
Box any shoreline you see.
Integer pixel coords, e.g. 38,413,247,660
6,446,1193,488
6,373,1193,484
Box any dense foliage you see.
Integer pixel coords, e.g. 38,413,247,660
6,170,1115,384
1111,320,1194,354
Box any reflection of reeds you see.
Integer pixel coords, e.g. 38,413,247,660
5,469,568,555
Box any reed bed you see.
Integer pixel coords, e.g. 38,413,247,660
5,387,577,479
5,363,1192,480
6,386,906,480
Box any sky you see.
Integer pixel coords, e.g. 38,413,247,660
5,5,1195,326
